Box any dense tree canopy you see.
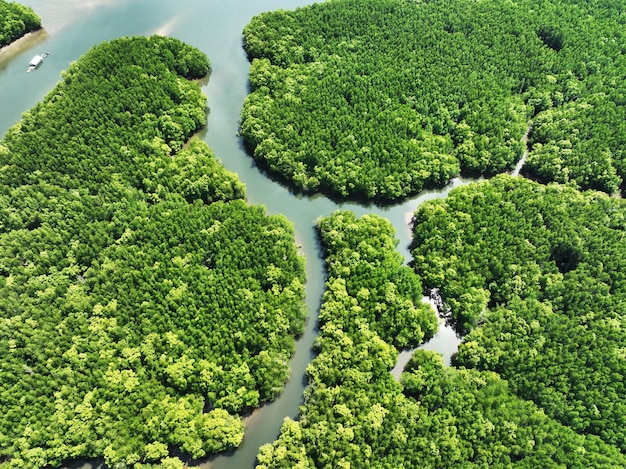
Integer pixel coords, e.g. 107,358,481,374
0,0,40,48
241,0,626,200
2,35,214,194
411,175,626,451
255,210,626,468
316,211,438,349
0,36,306,468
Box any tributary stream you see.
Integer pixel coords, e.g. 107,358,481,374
0,1,465,467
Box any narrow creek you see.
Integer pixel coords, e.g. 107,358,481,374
512,124,533,176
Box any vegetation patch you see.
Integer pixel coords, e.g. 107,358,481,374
411,175,626,451
0,36,306,468
255,210,626,468
0,0,40,48
242,0,626,200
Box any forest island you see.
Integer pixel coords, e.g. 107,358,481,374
1,0,626,468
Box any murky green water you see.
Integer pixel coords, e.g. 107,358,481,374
0,1,463,467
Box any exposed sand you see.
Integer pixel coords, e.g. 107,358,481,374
0,29,48,69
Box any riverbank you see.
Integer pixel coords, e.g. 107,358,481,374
0,28,47,66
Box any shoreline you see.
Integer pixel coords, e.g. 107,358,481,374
0,28,48,65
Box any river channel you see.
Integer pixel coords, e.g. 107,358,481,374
0,1,464,467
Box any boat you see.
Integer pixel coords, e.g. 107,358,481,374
27,52,49,72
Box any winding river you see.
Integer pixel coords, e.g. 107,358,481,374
0,1,464,467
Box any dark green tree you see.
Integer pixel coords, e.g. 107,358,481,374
0,0,40,47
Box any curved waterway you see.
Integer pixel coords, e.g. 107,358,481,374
1,1,465,467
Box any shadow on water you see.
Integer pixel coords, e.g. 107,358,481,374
238,137,465,210
57,457,106,469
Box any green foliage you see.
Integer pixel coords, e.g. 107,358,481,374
0,0,40,47
525,94,626,193
0,37,306,468
412,175,626,450
256,210,625,468
521,2,626,194
316,211,437,348
173,139,246,204
401,350,626,468
2,36,211,194
241,0,626,200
